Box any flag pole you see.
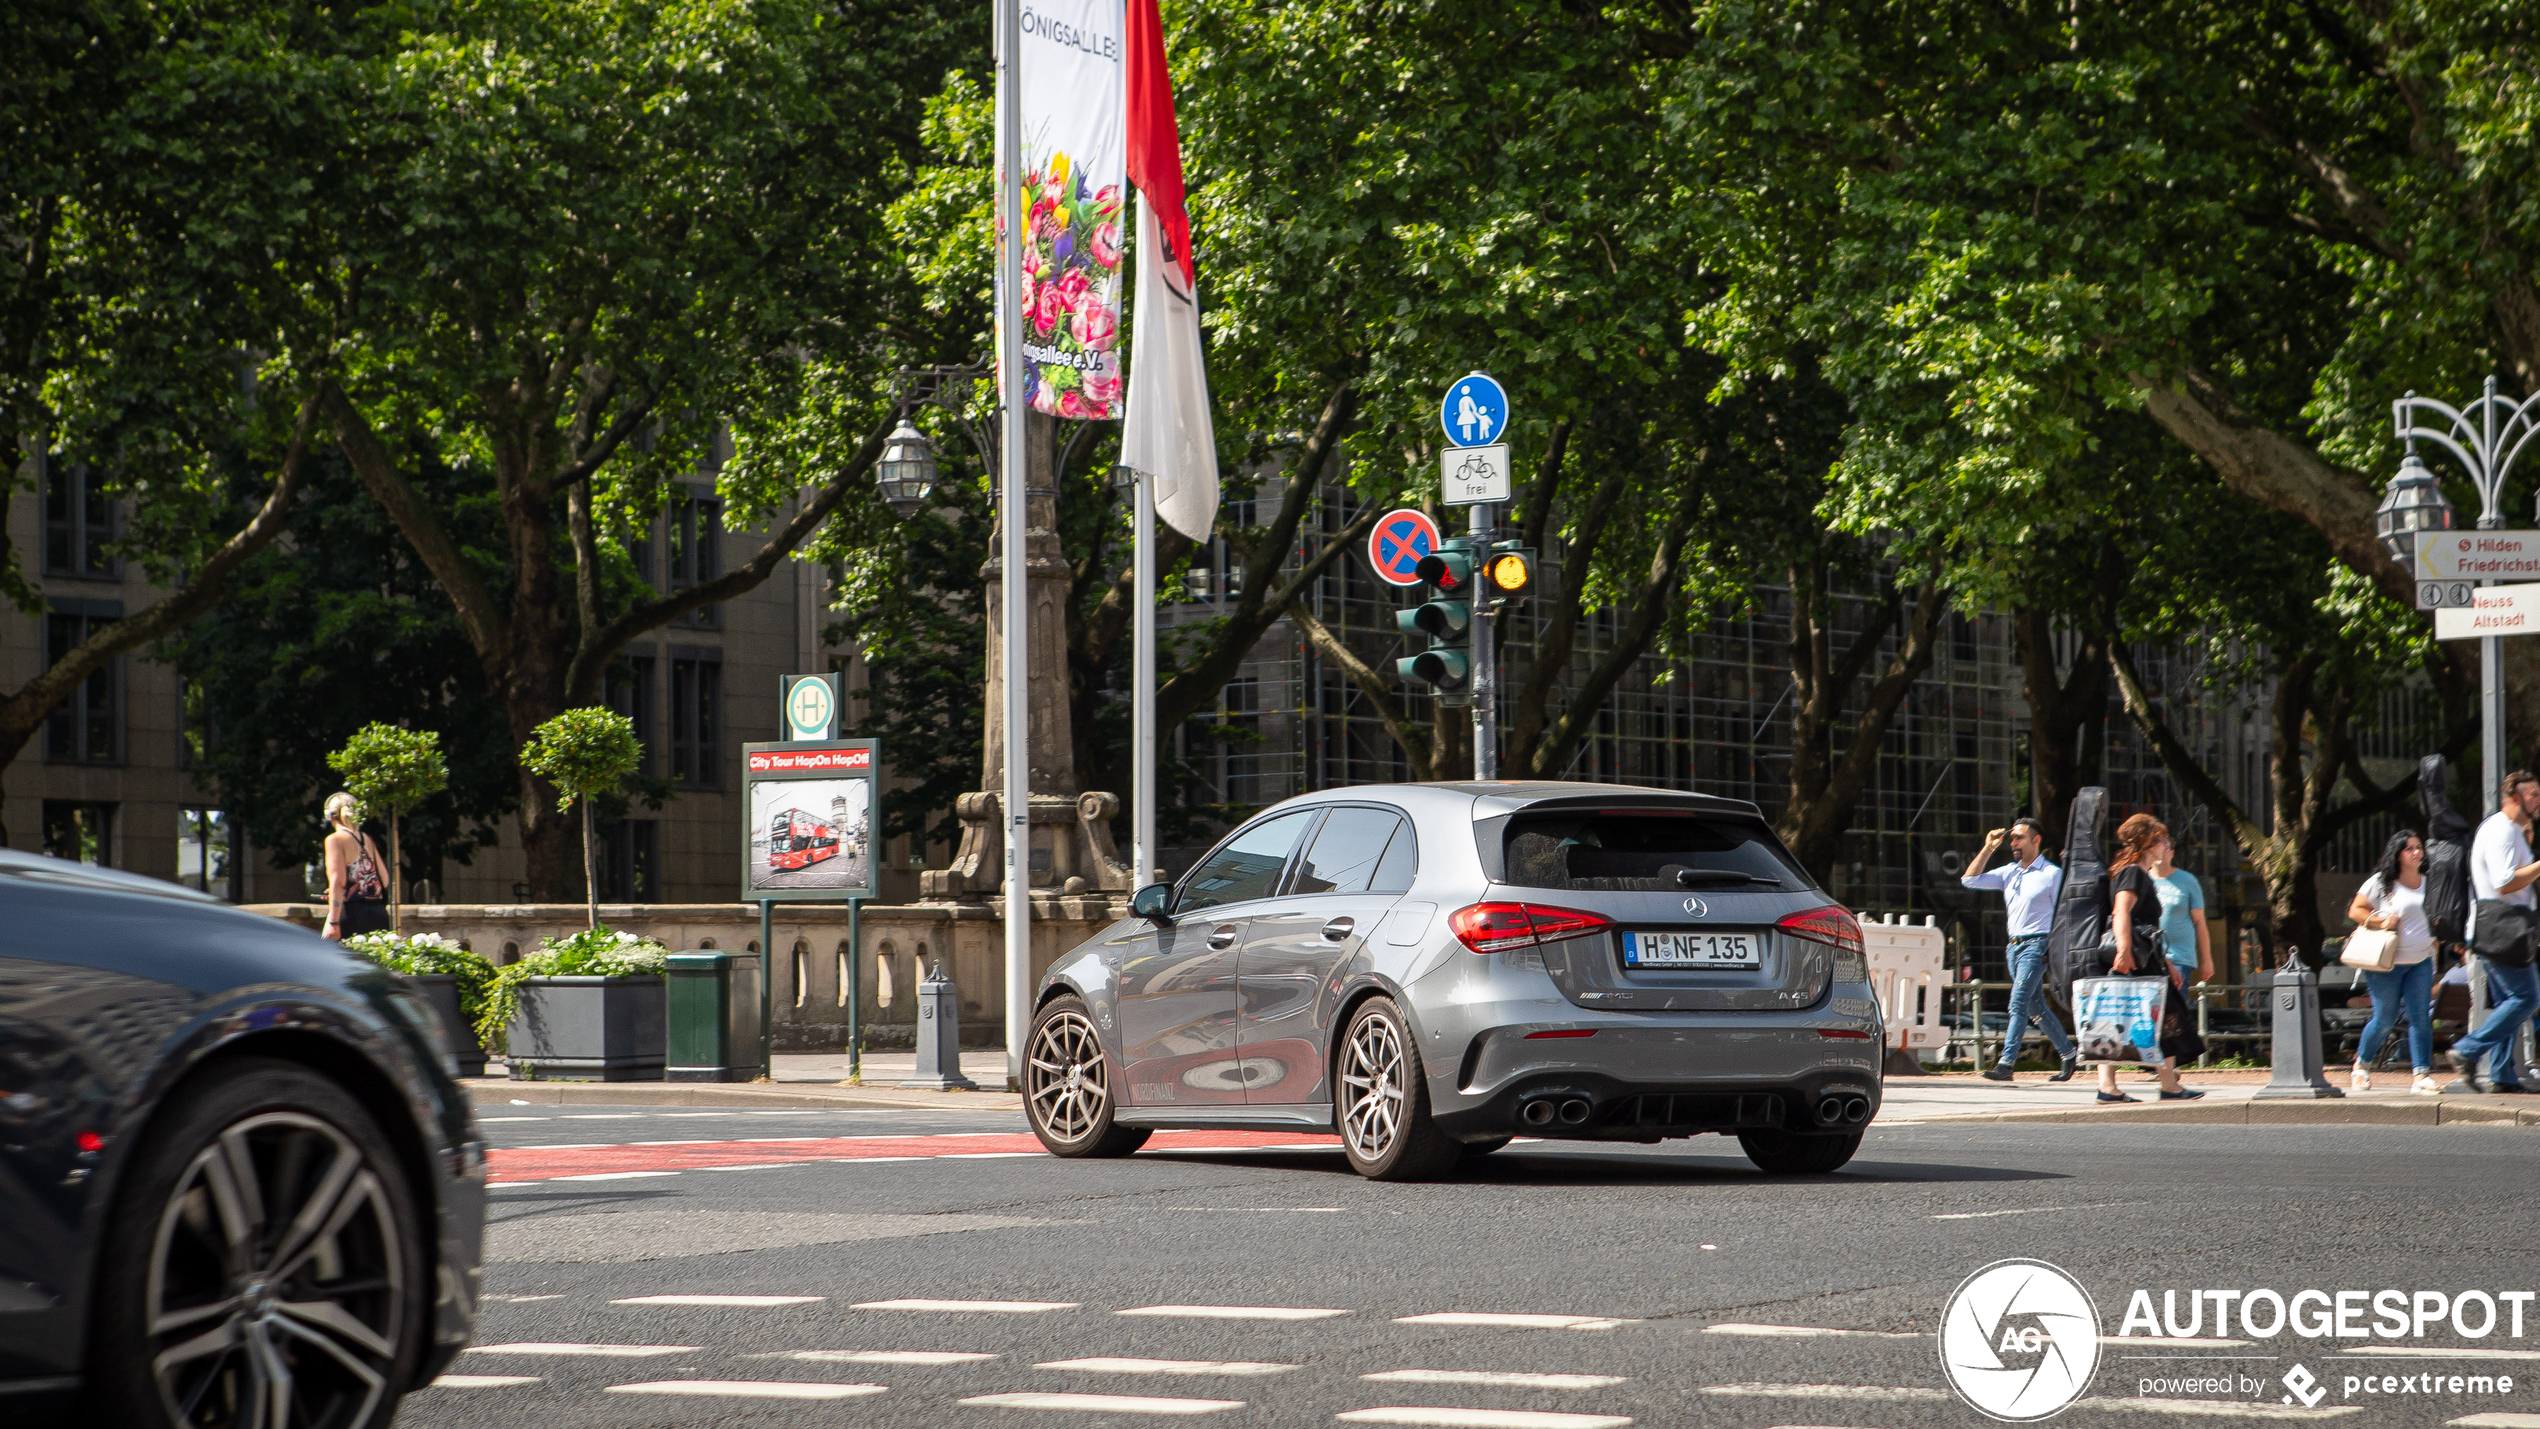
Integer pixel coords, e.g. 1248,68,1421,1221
996,0,1031,1091
1132,448,1157,892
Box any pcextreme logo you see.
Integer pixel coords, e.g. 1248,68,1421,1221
1938,1258,2102,1421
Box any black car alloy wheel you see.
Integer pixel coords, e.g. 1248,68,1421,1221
148,1109,407,1427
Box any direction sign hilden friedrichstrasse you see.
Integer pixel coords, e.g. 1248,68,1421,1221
2416,530,2540,581
1369,508,1442,587
2435,582,2540,640
1439,372,1509,448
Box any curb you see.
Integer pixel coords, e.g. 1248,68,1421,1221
462,1078,1023,1114
1913,1099,2540,1127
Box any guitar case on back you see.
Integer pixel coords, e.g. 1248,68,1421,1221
2046,786,2109,1003
2419,753,2473,949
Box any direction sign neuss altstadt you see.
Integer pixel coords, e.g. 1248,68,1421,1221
2435,582,2540,641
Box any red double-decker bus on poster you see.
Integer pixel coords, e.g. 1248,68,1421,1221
766,808,840,870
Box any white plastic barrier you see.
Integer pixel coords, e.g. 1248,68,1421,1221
1858,912,1947,1056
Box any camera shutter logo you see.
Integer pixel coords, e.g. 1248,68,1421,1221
1938,1258,2101,1421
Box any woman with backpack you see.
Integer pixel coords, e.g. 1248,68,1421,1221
2345,830,2441,1095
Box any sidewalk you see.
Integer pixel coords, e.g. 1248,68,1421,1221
1882,1067,2540,1126
462,1056,2540,1125
466,1050,1024,1113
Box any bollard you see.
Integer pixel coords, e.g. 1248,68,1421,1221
2251,956,2343,1099
899,961,980,1091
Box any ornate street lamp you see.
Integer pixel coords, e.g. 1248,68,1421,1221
2374,443,2454,572
876,419,939,517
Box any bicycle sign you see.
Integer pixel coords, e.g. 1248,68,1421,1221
1368,508,1442,587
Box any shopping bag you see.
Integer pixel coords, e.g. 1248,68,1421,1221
2071,976,2170,1065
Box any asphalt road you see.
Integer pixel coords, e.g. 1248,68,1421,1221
403,1105,2540,1429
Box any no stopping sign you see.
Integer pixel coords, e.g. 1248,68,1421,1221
1368,508,1441,587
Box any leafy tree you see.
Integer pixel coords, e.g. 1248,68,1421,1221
326,724,448,930
175,0,977,897
520,707,642,928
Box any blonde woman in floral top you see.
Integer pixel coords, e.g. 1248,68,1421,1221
321,792,392,940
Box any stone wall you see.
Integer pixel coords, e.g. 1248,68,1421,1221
248,897,1128,1051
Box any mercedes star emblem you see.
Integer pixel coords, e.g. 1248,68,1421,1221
1682,896,1709,918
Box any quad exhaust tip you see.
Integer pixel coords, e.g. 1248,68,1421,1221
1521,1099,1558,1127
1843,1095,1871,1124
1815,1098,1846,1126
1557,1098,1591,1125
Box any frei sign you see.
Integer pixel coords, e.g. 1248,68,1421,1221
2434,581,2540,641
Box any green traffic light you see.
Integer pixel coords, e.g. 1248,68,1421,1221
1411,597,1470,640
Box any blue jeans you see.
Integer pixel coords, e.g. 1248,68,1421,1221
2453,959,2540,1087
1998,934,2074,1066
2358,958,2434,1071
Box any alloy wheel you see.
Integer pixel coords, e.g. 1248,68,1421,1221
145,1110,406,1429
1028,1010,1111,1144
1340,1011,1407,1161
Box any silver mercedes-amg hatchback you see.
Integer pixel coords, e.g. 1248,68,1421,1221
1024,782,1882,1180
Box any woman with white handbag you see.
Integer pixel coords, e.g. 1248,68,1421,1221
2344,830,2440,1095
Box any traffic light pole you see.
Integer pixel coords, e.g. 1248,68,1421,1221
1469,503,1497,780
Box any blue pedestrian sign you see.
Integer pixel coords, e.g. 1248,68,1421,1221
1368,508,1442,587
1440,372,1509,449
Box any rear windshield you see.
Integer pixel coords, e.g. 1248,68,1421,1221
1500,811,1808,893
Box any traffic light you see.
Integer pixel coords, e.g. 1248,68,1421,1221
1396,537,1476,705
1480,542,1534,607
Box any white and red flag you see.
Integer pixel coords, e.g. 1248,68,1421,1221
1118,0,1218,541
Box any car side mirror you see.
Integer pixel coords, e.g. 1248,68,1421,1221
1132,883,1176,926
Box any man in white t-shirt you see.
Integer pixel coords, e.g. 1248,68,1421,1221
2455,771,2540,1093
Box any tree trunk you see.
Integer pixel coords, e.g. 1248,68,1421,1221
2011,607,2110,854
390,814,402,934
1291,605,1433,779
1777,563,1949,880
581,799,596,930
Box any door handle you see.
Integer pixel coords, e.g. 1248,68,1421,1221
1321,917,1355,942
1207,924,1239,951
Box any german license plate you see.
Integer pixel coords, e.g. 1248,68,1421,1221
1622,931,1760,969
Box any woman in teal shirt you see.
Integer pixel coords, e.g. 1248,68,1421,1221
2148,843,2214,987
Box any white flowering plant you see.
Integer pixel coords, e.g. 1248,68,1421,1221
480,925,672,1054
341,931,498,1049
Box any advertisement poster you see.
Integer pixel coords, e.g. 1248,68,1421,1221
1006,0,1126,418
739,739,877,900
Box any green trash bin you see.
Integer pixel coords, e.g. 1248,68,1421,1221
667,950,763,1082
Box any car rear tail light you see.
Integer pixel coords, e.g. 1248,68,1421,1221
1817,1028,1874,1040
1448,902,1616,954
1523,1028,1598,1040
1777,904,1864,957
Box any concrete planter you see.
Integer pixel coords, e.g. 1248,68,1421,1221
507,975,666,1081
408,973,487,1078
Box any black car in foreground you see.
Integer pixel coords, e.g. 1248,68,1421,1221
0,850,484,1427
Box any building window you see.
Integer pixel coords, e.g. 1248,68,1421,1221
669,649,722,788
608,651,659,776
43,801,115,866
601,819,659,902
45,603,122,765
668,487,723,628
178,808,233,898
44,458,117,578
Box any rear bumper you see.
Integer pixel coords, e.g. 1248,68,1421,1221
1408,963,1883,1142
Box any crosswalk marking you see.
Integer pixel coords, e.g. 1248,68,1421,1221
604,1380,886,1400
1697,1384,1949,1402
1395,1313,1629,1331
1041,1358,1299,1376
778,1350,1000,1365
1337,1409,1634,1429
555,1171,681,1182
1363,1371,1627,1390
2346,1347,2540,1361
466,1343,696,1357
2448,1415,2540,1428
963,1392,1248,1415
610,1295,824,1307
2082,1396,2361,1419
428,1374,539,1388
855,1298,1079,1313
1121,1304,1350,1321
1702,1324,1917,1340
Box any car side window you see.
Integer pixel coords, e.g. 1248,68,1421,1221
1368,818,1417,893
1293,807,1408,895
1179,810,1316,912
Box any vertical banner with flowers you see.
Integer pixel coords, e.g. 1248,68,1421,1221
1006,0,1126,418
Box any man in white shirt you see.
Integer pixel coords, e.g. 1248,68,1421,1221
1963,816,2078,1083
2455,770,2540,1093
